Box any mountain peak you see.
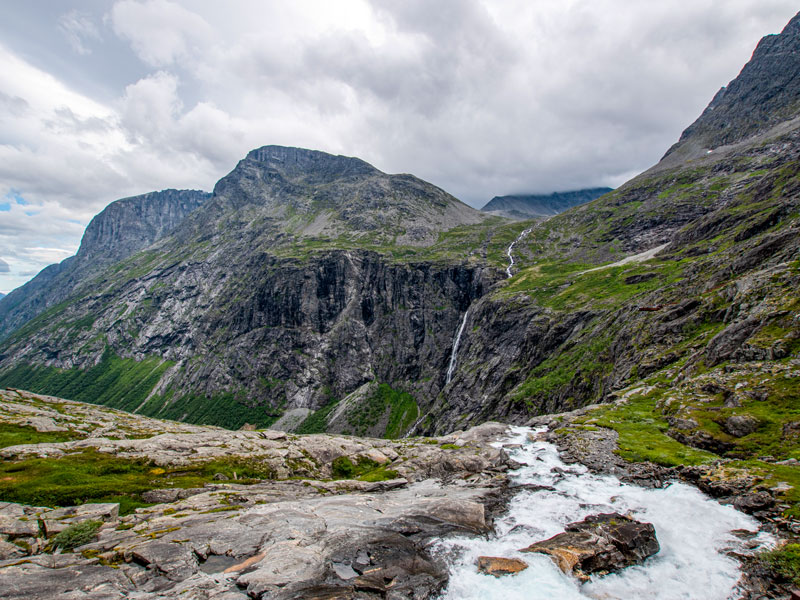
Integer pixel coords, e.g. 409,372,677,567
244,145,378,179
664,11,800,158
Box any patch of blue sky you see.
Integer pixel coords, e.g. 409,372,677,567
6,189,27,205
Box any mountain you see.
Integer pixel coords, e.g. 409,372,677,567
0,189,210,339
664,13,800,162
0,148,500,430
0,12,798,473
481,187,613,219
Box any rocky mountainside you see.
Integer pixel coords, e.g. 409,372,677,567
664,12,800,161
0,147,501,431
0,11,798,484
0,189,209,339
481,187,613,219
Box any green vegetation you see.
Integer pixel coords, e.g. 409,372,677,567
502,259,685,312
573,392,717,467
0,350,173,414
331,455,398,482
0,423,82,449
345,383,419,438
296,398,340,434
141,390,277,430
0,450,278,515
757,544,800,586
50,520,102,552
513,331,614,411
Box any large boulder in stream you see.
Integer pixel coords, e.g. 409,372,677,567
520,513,660,581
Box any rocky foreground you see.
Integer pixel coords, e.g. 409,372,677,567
1,389,797,598
0,389,513,599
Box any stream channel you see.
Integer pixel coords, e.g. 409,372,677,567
435,427,773,600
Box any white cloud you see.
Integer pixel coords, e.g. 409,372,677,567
111,0,214,67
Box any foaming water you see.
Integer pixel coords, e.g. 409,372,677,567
436,427,772,600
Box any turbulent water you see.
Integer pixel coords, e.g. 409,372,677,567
436,427,772,600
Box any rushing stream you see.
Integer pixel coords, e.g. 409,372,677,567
436,427,773,600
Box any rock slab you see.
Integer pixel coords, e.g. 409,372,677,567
520,513,659,581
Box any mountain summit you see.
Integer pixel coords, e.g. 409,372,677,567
189,145,487,247
664,12,800,160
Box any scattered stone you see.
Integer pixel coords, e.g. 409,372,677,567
477,556,529,577
520,513,660,581
212,473,230,481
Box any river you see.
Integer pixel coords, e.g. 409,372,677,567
436,427,772,600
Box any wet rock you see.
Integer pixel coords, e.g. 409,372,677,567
476,556,529,577
734,491,775,514
722,415,760,438
520,513,660,581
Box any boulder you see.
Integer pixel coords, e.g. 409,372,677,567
722,415,760,438
520,513,659,581
477,556,529,577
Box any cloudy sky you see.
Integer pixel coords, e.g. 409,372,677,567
0,0,797,293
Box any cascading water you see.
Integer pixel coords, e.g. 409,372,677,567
445,310,470,384
436,427,773,600
506,227,533,278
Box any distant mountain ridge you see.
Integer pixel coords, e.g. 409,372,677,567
481,188,613,219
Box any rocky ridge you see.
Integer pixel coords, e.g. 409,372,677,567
0,189,209,339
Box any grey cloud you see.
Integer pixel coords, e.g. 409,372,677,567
0,259,9,273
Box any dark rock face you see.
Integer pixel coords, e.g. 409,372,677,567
76,189,210,264
665,12,800,156
0,189,209,340
481,187,612,219
520,513,660,580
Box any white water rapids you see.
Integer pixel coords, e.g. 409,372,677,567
436,427,773,600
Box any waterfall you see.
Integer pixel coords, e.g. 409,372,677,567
506,227,533,278
445,310,470,384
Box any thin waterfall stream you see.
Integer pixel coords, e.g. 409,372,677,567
435,427,773,600
506,227,533,278
445,310,470,384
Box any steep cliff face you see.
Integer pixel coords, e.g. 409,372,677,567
481,188,613,219
76,189,210,263
0,189,209,339
1,17,799,440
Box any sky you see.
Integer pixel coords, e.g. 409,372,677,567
0,1,797,294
